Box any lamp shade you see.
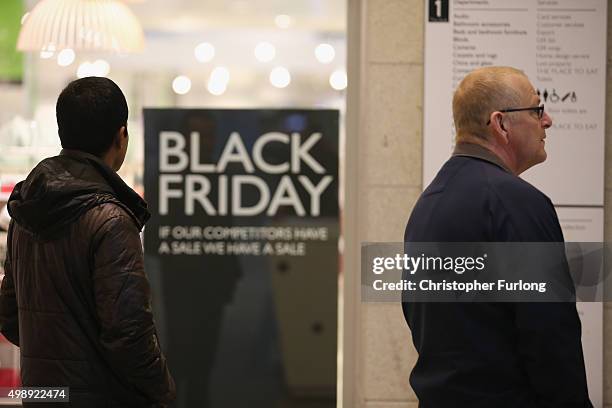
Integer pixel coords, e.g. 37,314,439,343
17,0,145,53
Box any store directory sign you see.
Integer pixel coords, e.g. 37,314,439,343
424,1,606,405
143,109,339,408
424,0,606,206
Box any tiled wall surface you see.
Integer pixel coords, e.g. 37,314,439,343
355,0,424,406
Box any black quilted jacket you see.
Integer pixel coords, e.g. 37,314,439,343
0,149,175,407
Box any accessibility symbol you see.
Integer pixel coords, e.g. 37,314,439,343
537,88,577,104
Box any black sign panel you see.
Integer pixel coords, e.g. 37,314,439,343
429,0,449,22
143,109,338,408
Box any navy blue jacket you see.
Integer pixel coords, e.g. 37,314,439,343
403,146,591,407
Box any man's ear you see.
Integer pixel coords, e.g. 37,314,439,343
115,126,127,148
489,112,509,145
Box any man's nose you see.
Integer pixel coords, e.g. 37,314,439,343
541,111,552,129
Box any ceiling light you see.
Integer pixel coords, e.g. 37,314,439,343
194,42,215,63
329,69,347,90
210,67,230,84
275,15,292,29
254,42,276,62
207,81,227,96
315,43,335,64
93,59,111,76
57,48,75,67
270,67,291,88
172,75,192,95
17,0,144,53
77,62,93,78
77,59,111,78
207,67,230,96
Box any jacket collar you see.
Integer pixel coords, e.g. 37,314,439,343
452,142,511,173
60,148,108,166
60,149,150,230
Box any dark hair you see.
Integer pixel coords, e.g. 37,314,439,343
56,77,128,156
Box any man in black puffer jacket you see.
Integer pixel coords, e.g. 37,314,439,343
0,77,175,407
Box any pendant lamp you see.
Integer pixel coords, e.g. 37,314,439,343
17,0,145,53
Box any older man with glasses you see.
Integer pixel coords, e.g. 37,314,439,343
402,66,592,407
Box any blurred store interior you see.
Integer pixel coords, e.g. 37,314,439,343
0,1,346,406
0,0,346,194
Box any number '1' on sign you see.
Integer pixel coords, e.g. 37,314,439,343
429,0,448,22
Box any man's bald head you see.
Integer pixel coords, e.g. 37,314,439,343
453,66,527,141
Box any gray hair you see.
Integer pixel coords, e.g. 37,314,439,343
453,66,527,140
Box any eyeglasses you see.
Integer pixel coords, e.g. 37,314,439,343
486,104,545,125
